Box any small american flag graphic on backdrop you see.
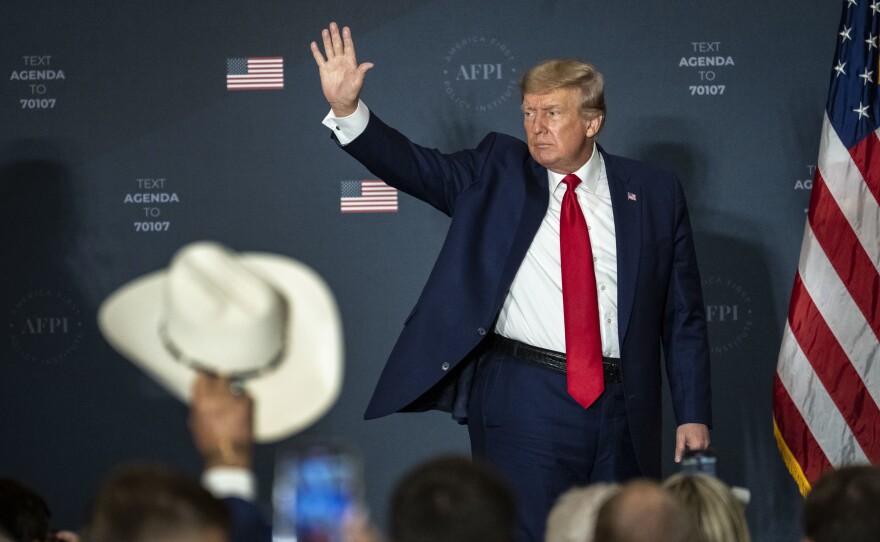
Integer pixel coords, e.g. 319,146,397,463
340,180,398,213
226,57,284,90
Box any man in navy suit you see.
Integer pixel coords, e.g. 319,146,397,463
311,23,712,542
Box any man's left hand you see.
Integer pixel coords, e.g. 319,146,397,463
674,423,710,462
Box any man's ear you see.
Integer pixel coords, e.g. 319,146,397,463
585,114,604,138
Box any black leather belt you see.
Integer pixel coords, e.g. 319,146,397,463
492,334,622,383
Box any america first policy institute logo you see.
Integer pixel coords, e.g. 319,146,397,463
8,289,83,365
702,276,754,355
443,36,520,112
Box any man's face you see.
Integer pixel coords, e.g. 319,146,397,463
522,87,602,174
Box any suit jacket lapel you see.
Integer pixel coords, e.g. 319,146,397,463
492,157,549,312
601,147,641,347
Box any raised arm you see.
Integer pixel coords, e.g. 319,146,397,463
310,22,374,117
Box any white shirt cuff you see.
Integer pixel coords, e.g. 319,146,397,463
202,467,257,501
322,99,370,145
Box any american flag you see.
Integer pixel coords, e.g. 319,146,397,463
340,180,398,213
773,0,880,495
226,57,284,90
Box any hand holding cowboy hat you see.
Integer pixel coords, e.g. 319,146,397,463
98,241,344,443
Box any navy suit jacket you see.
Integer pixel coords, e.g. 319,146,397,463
340,112,712,476
226,496,271,542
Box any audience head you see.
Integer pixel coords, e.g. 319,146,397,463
389,455,516,542
663,473,750,542
803,464,880,542
81,463,231,542
545,483,620,542
0,478,52,542
593,479,700,542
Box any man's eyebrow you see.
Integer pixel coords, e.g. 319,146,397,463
521,103,564,110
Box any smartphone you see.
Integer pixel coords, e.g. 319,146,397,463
272,440,363,542
680,448,717,477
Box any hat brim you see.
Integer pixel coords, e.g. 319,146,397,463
98,252,344,443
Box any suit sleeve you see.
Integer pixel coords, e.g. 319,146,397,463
662,176,712,428
335,111,498,216
225,496,272,542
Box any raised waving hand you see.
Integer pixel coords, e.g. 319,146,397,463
310,22,374,117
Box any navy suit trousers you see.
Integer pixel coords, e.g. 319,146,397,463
467,348,642,542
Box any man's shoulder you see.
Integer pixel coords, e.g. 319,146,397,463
600,149,673,175
474,132,531,164
600,147,677,182
480,131,528,150
490,131,526,145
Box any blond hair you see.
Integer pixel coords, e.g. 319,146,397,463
520,59,606,126
663,474,751,542
545,484,620,542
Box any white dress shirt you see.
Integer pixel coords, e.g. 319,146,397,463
202,467,257,500
323,101,620,357
322,99,371,143
494,149,620,357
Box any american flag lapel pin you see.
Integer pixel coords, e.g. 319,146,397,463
627,192,637,201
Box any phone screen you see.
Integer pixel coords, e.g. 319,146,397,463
272,441,362,542
680,448,717,477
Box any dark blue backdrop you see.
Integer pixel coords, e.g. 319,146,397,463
1,2,842,540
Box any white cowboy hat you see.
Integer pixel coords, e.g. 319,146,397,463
98,241,344,442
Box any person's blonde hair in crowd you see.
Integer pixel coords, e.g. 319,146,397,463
593,479,699,542
545,484,620,542
662,473,750,542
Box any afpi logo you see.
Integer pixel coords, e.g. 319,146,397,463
8,290,83,365
702,276,754,355
442,36,519,113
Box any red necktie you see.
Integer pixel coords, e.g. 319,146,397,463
560,174,605,408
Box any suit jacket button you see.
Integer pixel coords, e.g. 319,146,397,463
441,362,450,371
477,327,487,336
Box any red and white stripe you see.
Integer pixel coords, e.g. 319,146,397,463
340,180,398,213
773,113,880,493
227,57,284,90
